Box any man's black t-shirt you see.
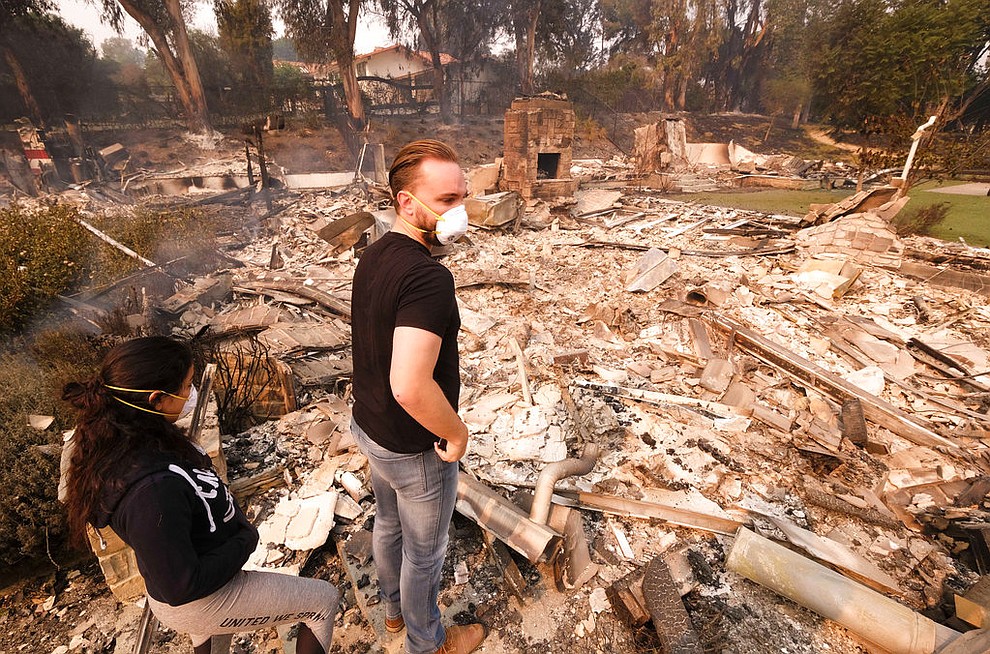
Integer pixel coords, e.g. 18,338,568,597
351,231,460,453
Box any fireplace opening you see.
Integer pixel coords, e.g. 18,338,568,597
537,152,560,179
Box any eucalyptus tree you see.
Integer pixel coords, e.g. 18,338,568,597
535,0,604,76
509,0,540,94
0,0,54,123
277,0,366,146
215,0,275,110
812,0,990,130
0,12,96,124
376,0,455,121
602,0,722,110
99,0,214,133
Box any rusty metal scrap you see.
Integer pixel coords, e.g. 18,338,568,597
455,471,561,563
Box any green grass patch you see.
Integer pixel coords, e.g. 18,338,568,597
684,182,990,247
911,181,990,247
684,188,851,218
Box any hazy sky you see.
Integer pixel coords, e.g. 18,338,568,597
56,0,393,55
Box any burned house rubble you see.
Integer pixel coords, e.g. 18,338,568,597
7,114,990,654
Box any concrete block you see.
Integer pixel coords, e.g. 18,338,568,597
107,574,146,603
465,191,520,228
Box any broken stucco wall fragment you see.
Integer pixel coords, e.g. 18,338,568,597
796,211,904,267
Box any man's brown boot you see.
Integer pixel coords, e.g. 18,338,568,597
435,623,487,654
384,614,404,633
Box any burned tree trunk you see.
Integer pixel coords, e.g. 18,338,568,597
513,0,540,96
327,0,367,154
116,0,214,134
1,44,42,125
165,0,211,132
415,8,451,123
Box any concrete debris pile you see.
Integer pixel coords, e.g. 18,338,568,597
632,116,858,193
89,158,986,652
9,123,990,652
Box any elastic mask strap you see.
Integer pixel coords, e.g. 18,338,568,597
405,192,444,221
104,383,189,401
110,394,181,418
399,215,432,235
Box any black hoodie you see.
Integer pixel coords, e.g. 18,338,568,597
95,449,259,606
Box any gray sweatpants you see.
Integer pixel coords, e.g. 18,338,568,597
147,569,339,651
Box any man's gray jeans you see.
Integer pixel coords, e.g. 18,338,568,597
351,419,458,654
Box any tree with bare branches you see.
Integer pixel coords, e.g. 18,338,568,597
377,0,455,122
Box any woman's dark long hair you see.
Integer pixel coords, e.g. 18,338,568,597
62,336,203,547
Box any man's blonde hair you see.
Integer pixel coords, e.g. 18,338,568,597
388,139,460,208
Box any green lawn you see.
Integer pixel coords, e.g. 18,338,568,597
684,181,990,247
912,181,990,247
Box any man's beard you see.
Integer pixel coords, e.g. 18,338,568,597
414,206,442,247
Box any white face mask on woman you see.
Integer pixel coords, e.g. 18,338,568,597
404,192,470,245
179,384,198,419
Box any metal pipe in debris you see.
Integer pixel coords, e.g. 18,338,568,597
727,527,959,654
529,443,599,526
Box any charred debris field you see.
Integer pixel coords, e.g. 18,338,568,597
2,113,990,654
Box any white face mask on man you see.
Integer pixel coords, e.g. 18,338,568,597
404,192,469,245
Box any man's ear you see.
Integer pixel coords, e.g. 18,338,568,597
148,391,163,408
395,190,414,217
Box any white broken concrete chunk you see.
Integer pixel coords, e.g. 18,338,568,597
625,248,678,292
333,493,363,521
462,392,518,431
532,384,562,408
842,366,885,396
498,406,551,461
255,490,338,556
284,492,337,550
611,524,634,560
572,189,622,216
459,303,498,336
589,587,609,614
454,560,469,585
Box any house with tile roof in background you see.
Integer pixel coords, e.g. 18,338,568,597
279,44,506,116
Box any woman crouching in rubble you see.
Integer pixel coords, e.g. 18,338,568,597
62,336,339,654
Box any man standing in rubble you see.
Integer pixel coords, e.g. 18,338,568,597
350,139,486,654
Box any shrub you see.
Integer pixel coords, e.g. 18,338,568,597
0,203,90,333
0,331,103,567
85,204,226,286
0,419,65,567
547,60,658,113
891,202,950,236
576,115,607,142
